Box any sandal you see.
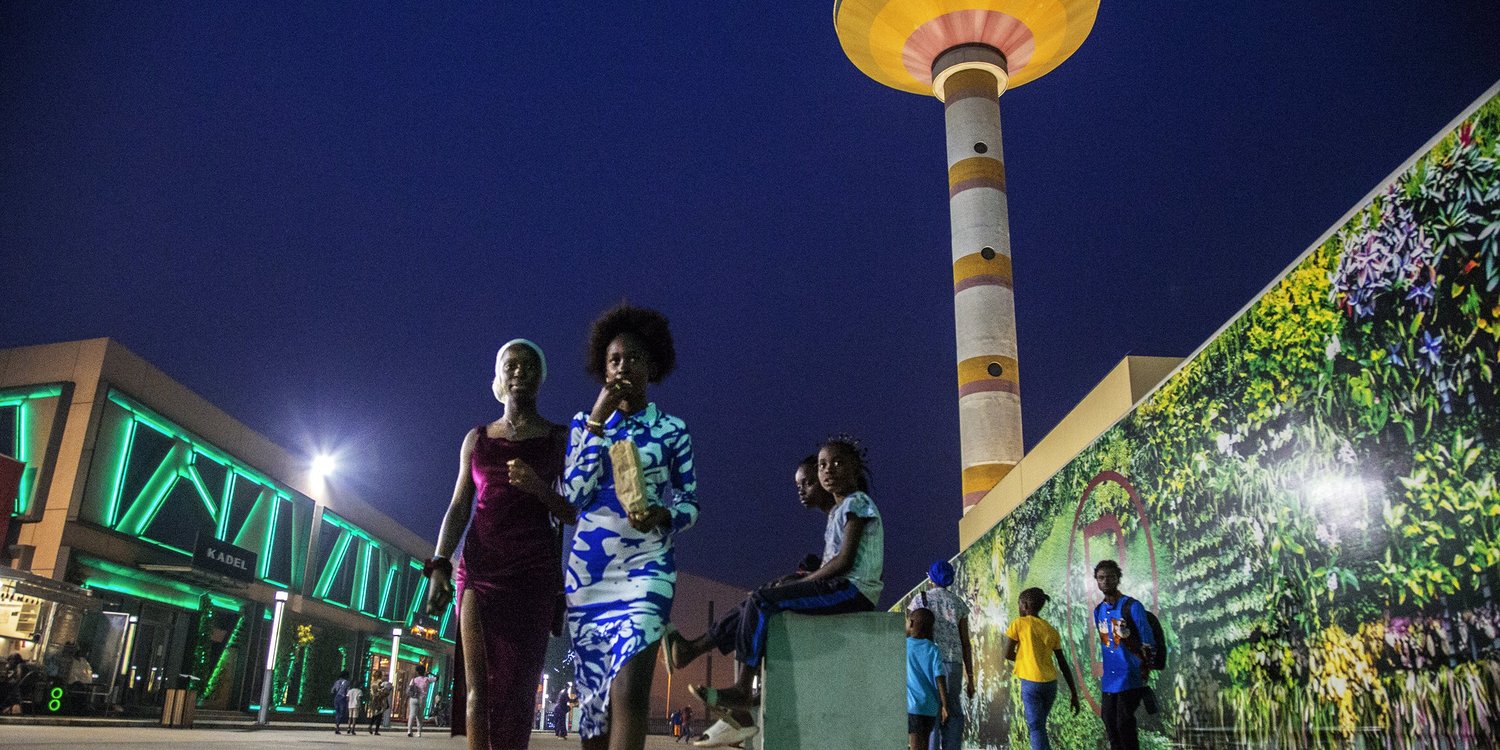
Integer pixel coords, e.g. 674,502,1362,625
661,624,682,677
691,718,760,748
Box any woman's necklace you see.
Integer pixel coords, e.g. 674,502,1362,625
498,411,535,437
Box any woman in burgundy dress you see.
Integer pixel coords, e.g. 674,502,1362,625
424,339,575,750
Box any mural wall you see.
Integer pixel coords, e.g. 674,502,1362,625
944,89,1500,748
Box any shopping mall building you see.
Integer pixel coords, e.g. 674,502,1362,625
1,338,456,719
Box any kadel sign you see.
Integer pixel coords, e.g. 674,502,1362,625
193,535,258,583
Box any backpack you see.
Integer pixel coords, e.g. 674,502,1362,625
1096,596,1167,671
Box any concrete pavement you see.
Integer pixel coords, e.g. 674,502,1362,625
0,725,694,749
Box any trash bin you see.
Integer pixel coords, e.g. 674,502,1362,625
161,688,197,727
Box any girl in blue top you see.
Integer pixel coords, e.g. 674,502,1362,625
682,436,882,715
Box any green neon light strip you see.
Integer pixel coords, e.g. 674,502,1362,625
0,384,63,407
438,604,454,643
320,510,380,543
13,405,29,517
105,418,137,529
117,441,189,536
312,529,354,602
105,391,282,493
94,392,425,630
97,390,315,591
218,471,235,541
260,490,279,580
15,400,28,516
185,461,218,518
79,556,242,611
405,562,429,626
314,510,400,612
0,384,64,517
377,563,399,621
367,636,443,662
356,541,371,612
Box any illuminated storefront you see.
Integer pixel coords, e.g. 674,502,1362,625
0,340,455,717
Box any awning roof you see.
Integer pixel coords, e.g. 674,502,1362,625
0,567,102,610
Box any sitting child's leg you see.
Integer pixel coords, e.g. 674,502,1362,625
670,598,749,671
735,577,872,671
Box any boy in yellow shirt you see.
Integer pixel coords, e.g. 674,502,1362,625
1003,587,1080,750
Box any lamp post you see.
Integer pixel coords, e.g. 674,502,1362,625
539,674,549,731
256,590,290,725
389,628,401,686
111,614,139,702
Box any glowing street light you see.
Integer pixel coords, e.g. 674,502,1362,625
311,453,337,480
256,590,290,725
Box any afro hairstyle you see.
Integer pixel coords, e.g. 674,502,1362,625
585,303,677,383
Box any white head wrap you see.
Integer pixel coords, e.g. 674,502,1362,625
494,338,547,387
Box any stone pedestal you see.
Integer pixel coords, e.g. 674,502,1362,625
756,612,906,750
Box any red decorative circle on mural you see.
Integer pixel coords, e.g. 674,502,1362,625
1063,470,1159,714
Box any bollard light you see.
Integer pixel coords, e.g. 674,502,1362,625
389,628,402,687
256,590,290,725
539,674,549,730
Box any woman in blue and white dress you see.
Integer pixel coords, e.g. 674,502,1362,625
565,304,698,750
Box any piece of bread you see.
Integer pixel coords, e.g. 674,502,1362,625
609,438,651,516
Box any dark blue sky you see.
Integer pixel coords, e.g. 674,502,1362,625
4,3,1497,600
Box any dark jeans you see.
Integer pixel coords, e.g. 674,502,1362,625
702,577,874,668
927,661,965,750
1101,687,1147,750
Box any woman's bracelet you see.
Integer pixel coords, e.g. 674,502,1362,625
422,557,453,578
585,417,604,435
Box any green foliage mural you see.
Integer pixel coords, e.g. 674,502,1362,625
943,90,1500,748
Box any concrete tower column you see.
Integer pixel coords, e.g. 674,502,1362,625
834,0,1099,516
934,45,1021,513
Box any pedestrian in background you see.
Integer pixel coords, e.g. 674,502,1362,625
907,560,974,750
905,608,950,750
406,665,434,738
1002,587,1081,750
332,670,352,735
551,686,570,738
345,681,364,736
1093,560,1156,750
367,675,392,735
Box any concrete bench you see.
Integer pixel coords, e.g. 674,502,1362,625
755,611,906,750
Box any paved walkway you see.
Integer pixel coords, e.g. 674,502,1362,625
1,725,691,749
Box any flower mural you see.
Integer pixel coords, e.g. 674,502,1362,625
917,92,1500,748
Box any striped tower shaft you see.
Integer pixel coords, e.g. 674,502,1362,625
938,50,1022,513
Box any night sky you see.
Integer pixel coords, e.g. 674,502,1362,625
4,3,1498,602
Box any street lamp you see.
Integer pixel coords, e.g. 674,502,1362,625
256,590,290,725
311,453,337,480
111,615,139,700
389,628,401,687
539,674,549,731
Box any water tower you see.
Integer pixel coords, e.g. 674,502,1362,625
834,0,1101,512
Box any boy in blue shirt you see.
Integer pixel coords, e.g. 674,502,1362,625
1092,559,1155,750
906,608,949,750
